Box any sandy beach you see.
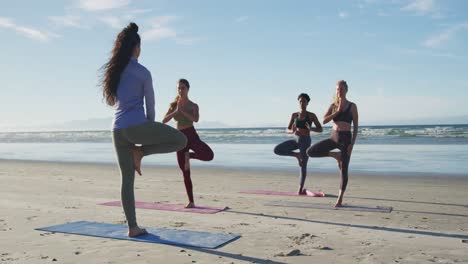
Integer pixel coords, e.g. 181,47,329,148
1,159,467,264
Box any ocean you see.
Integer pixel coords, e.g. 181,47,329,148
1,124,467,176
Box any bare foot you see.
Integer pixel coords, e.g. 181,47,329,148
185,202,195,208
132,147,144,176
298,188,307,195
128,226,148,237
334,197,343,208
184,152,190,171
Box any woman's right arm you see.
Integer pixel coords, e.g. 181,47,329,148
287,113,296,134
323,104,339,124
162,105,177,124
143,72,155,121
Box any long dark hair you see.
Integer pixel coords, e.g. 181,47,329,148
101,22,141,106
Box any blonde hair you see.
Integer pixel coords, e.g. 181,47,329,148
333,80,348,107
170,95,180,109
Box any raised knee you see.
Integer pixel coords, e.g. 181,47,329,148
207,151,214,161
273,146,281,155
306,146,319,157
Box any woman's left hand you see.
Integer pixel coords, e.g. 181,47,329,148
347,144,354,155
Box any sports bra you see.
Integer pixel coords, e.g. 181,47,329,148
295,113,312,129
333,103,354,124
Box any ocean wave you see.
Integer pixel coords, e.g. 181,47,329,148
0,131,111,143
1,125,468,144
361,125,468,139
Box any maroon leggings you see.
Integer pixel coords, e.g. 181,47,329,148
177,126,214,203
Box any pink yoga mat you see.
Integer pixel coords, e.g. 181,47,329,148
239,190,325,197
99,201,227,214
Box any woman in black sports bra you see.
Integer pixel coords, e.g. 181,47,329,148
307,80,359,207
274,93,323,195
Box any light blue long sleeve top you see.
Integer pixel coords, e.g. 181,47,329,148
112,58,155,130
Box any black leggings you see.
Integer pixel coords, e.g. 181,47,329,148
306,131,352,192
273,135,311,189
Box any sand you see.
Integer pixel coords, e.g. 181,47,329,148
0,159,467,264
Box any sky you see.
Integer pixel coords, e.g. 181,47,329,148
1,0,467,130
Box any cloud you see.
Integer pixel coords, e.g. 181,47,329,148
141,16,177,42
78,0,130,11
129,9,153,15
175,37,199,45
143,27,177,41
48,15,84,28
397,47,460,59
377,11,390,17
96,9,153,29
355,59,398,71
0,17,14,28
423,22,468,48
363,31,377,37
401,0,437,15
357,0,379,9
0,17,52,42
339,11,349,18
99,16,124,29
235,16,248,23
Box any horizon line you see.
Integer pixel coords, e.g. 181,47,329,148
1,123,468,133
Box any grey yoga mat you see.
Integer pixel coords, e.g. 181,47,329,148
266,201,393,213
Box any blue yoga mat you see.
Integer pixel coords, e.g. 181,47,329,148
36,221,240,249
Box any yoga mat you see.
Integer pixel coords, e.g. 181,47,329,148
99,201,227,214
36,221,240,249
266,201,393,213
240,190,325,197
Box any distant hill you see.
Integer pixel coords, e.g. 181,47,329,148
2,117,235,131
363,115,468,126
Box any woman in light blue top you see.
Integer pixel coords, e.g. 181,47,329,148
101,22,187,237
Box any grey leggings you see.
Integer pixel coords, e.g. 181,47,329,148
112,121,187,228
307,131,352,192
274,135,311,189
